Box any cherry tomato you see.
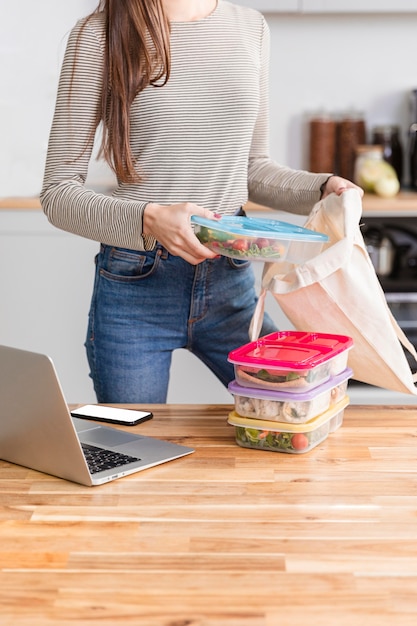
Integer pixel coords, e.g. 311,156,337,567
291,433,309,451
255,237,270,250
232,238,249,251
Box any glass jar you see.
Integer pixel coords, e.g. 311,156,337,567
308,113,336,173
337,112,366,181
372,125,403,184
353,144,385,190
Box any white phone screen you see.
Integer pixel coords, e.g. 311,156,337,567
71,405,153,425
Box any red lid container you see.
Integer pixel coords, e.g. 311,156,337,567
228,331,353,393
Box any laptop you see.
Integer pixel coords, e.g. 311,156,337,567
0,345,194,486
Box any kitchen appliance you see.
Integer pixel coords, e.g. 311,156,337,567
362,216,417,374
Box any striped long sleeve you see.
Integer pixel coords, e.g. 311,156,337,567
40,1,329,251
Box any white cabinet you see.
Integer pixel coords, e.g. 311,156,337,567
301,0,417,12
0,209,241,404
234,0,417,12
0,207,294,405
0,210,98,404
233,1,299,11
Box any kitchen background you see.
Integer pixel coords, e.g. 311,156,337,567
1,0,417,404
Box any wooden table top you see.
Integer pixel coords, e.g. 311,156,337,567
1,402,417,625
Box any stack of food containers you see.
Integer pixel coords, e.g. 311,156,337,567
227,331,353,454
191,214,351,453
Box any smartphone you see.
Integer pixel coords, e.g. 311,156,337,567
70,404,153,426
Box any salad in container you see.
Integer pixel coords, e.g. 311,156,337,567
191,215,328,263
228,396,349,454
228,331,353,393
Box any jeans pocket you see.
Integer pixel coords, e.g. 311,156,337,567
226,257,251,270
98,246,163,282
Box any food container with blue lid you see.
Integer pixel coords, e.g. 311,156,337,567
227,396,349,454
228,367,352,424
228,331,353,394
191,215,328,263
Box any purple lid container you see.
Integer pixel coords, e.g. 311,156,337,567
228,367,353,401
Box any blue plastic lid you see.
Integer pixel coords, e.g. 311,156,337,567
228,368,353,401
191,215,328,242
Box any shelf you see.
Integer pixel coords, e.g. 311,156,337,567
234,0,298,11
0,197,41,210
245,190,417,217
361,191,417,215
234,1,417,13
300,0,417,13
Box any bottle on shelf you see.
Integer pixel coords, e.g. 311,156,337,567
371,125,403,185
409,124,417,190
409,89,417,190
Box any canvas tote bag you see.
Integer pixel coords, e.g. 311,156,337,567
249,188,417,395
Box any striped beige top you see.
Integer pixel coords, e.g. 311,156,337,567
40,1,329,251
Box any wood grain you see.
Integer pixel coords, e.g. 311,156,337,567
245,190,417,215
0,196,41,210
2,191,417,214
1,403,417,625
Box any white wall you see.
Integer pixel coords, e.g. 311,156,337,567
0,1,99,196
266,12,417,181
1,3,417,196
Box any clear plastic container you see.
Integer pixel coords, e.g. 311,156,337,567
228,331,353,393
191,215,328,263
227,397,349,454
228,368,352,423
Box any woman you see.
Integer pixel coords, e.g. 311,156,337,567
41,0,361,403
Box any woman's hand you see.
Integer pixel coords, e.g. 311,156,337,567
143,202,220,265
321,175,364,199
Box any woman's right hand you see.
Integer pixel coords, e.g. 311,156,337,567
143,202,220,265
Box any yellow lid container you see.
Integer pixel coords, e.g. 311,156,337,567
227,396,349,454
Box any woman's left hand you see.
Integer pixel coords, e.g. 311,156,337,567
321,175,364,199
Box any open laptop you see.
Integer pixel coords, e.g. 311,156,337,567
0,345,194,486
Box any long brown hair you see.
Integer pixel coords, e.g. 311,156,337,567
85,0,171,183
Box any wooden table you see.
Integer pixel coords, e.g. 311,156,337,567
1,403,417,625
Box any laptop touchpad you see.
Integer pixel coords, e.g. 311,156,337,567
81,428,142,448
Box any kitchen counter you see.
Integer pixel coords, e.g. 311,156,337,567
0,196,42,210
2,190,417,215
1,402,417,624
246,189,417,217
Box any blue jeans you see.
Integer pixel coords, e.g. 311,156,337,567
85,244,277,403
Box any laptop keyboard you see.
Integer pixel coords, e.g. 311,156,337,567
81,443,141,474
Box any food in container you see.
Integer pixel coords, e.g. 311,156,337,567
228,331,353,393
228,368,352,423
227,397,349,454
191,215,328,263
